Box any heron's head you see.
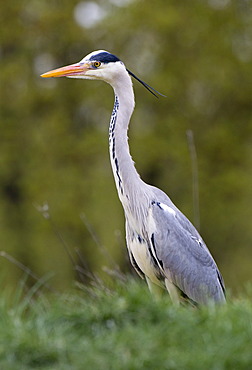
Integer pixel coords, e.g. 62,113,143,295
41,50,165,97
41,50,125,84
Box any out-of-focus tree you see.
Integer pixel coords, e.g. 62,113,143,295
0,0,251,292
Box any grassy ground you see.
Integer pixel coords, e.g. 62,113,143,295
0,276,251,370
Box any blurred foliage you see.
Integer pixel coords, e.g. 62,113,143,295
0,277,252,369
0,0,252,292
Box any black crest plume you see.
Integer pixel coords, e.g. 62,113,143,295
126,69,166,98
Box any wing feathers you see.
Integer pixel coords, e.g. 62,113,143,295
148,201,225,304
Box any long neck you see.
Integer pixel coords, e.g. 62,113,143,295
109,73,144,207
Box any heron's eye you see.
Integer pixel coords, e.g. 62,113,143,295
93,61,101,68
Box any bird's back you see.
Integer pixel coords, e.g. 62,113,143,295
126,185,226,305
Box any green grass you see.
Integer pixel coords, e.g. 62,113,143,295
0,277,251,370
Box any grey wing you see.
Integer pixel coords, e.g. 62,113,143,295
147,200,226,305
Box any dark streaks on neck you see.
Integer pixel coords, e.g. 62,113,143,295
109,96,123,195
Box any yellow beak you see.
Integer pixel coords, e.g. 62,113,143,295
40,62,88,78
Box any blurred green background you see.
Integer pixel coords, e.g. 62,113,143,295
1,0,251,293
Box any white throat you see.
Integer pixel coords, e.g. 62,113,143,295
108,70,150,231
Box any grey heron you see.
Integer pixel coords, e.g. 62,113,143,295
41,50,226,305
